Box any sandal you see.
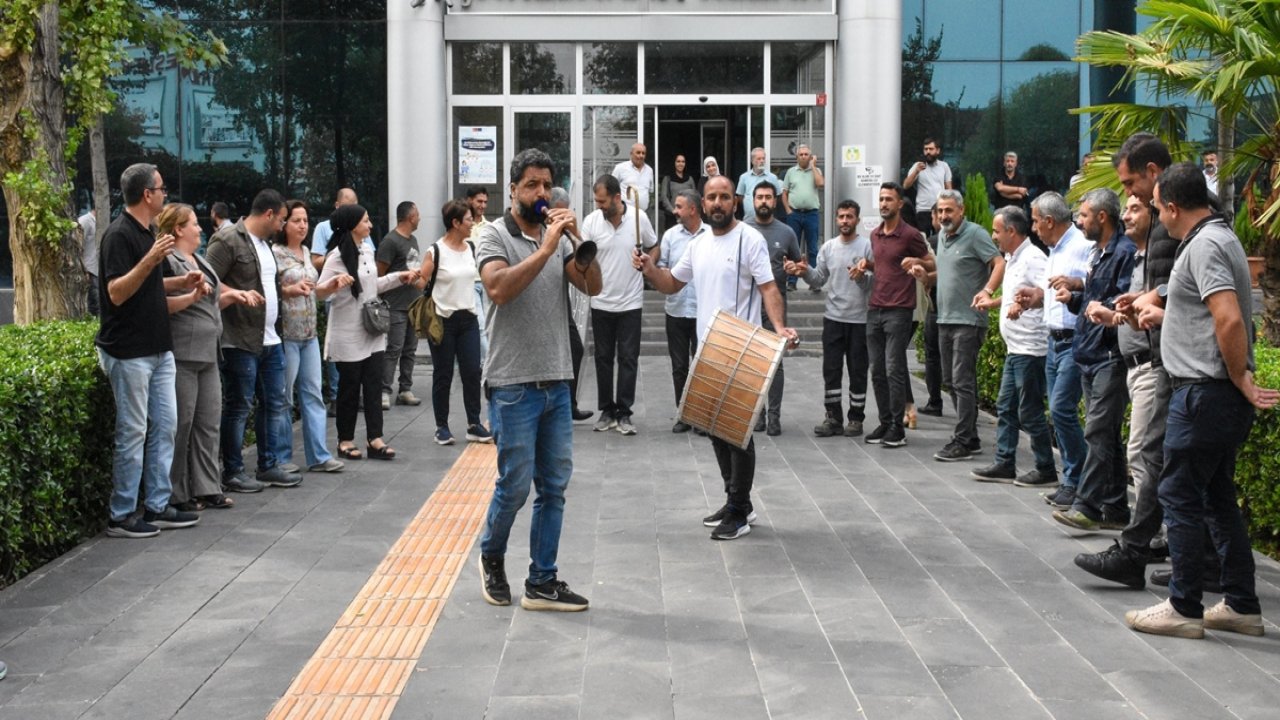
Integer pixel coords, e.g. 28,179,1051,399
337,444,364,460
173,499,205,512
367,443,396,460
199,494,235,509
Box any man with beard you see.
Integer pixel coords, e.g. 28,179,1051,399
785,199,874,437
867,183,933,448
658,190,707,433
746,181,802,436
1051,188,1137,531
582,174,657,436
903,137,953,232
475,148,602,611
929,189,1005,462
634,175,799,540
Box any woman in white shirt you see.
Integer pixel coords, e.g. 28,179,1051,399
319,205,419,460
418,199,491,446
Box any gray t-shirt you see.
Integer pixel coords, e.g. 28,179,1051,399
1117,250,1150,359
1160,218,1254,380
475,215,575,387
746,218,802,290
377,229,421,311
915,160,952,211
935,220,1001,326
803,234,874,324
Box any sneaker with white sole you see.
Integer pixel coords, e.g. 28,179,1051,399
381,392,392,411
702,504,758,527
1204,600,1264,636
434,427,456,445
466,424,494,443
396,391,422,406
521,579,589,611
308,458,346,473
710,511,752,540
615,417,637,435
106,514,161,539
594,413,617,432
479,554,511,606
1124,599,1204,639
143,506,200,530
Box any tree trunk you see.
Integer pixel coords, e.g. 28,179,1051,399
0,3,85,323
90,115,109,243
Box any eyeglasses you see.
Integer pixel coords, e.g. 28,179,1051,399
147,186,168,195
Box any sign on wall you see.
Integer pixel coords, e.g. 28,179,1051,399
459,126,498,184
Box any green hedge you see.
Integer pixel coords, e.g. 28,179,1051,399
964,311,1280,556
0,321,115,584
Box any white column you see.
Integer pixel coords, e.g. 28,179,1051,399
388,1,448,235
836,0,901,231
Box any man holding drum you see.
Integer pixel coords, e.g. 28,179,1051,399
634,175,800,541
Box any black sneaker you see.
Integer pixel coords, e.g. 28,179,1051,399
934,441,973,462
881,425,907,448
766,417,781,436
919,403,944,417
754,415,766,432
143,506,200,530
106,515,160,539
971,463,1016,483
672,420,692,433
572,408,595,422
1014,470,1060,488
1074,540,1148,589
1043,486,1076,510
479,554,511,606
256,466,303,488
865,423,890,444
814,416,842,437
702,504,758,527
1150,567,1223,594
965,439,982,454
223,471,266,494
710,512,752,540
521,579,589,611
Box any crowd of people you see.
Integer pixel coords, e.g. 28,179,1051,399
90,131,1273,635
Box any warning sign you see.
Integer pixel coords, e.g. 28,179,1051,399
855,165,883,188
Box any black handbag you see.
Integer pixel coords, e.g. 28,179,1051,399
361,297,391,335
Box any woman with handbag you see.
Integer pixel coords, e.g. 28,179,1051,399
418,199,491,446
319,204,419,460
273,199,347,473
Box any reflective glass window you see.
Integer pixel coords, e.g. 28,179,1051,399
902,0,925,45
511,43,576,95
772,42,825,95
583,106,637,209
1003,0,1080,61
584,43,637,95
453,42,503,95
645,43,763,94
923,61,1001,181
925,0,1001,61
997,63,1080,193
452,107,503,214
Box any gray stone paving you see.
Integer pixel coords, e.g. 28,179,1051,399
2,354,1280,719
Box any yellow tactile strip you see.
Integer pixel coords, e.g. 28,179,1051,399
266,442,497,720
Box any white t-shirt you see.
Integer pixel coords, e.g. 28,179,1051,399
612,161,655,211
431,240,479,317
249,232,281,345
583,205,657,313
670,222,774,343
915,160,952,211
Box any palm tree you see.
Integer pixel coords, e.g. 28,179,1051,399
1073,0,1280,340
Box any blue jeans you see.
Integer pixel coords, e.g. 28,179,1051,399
785,208,821,268
97,349,177,521
480,382,573,586
994,354,1055,473
1045,338,1086,490
279,338,333,467
220,344,290,477
1160,381,1258,618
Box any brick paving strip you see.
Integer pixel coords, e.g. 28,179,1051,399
266,442,496,719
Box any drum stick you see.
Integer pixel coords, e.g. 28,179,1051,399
629,186,643,271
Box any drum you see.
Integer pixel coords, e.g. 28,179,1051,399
679,309,786,449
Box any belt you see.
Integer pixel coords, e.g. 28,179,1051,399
1169,376,1226,390
1049,329,1074,341
791,207,818,212
522,380,561,390
1123,351,1153,369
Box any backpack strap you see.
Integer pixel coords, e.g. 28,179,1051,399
425,242,442,297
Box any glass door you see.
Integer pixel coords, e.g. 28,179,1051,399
513,109,573,200
582,105,638,212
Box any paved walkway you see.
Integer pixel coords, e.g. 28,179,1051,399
2,356,1280,719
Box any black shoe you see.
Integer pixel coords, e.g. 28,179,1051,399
710,511,752,540
881,425,907,448
702,505,758,527
766,417,781,436
326,401,337,418
865,423,890,444
1100,510,1132,531
143,506,200,530
754,415,766,432
106,514,161,539
971,463,1016,483
814,416,842,437
1150,568,1223,594
521,579,589,611
934,441,973,462
479,554,511,606
1014,470,1060,488
672,420,691,433
256,466,303,488
1147,537,1170,561
1043,486,1076,510
1074,541,1148,589
965,439,982,454
572,408,595,422
692,426,708,437
919,403,944,417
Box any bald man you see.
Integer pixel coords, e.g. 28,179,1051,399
612,143,655,212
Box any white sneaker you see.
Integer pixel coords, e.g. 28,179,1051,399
1204,600,1264,636
381,392,392,411
1124,599,1204,639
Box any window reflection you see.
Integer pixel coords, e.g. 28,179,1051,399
511,43,576,95
1003,0,1079,60
585,43,636,95
453,43,503,95
772,42,825,95
645,42,762,94
926,0,1001,61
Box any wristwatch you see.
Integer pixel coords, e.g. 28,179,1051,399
1156,283,1168,300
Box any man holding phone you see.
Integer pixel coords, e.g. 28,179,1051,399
903,138,953,232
